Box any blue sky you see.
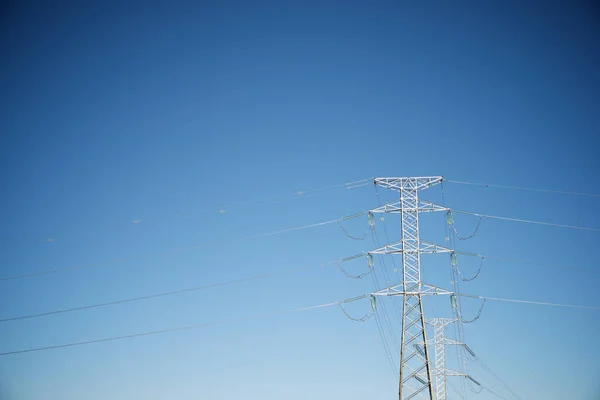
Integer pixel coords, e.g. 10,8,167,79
1,1,599,399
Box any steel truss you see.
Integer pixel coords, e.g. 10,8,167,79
370,177,446,400
425,318,467,400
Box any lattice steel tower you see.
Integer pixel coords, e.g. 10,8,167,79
425,318,469,400
370,177,449,400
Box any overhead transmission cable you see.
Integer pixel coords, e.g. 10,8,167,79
463,344,523,400
447,381,467,400
442,181,470,398
444,178,545,400
0,295,367,357
371,184,404,332
368,218,401,379
451,252,485,282
336,185,400,380
451,208,600,233
373,184,401,282
334,253,372,279
0,264,317,322
454,250,600,275
217,177,373,212
457,293,600,311
374,281,600,311
445,179,600,198
1,252,374,323
35,178,372,245
1,211,367,281
445,183,523,400
452,214,483,240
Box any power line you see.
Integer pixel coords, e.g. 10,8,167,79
451,208,600,233
374,282,600,311
455,250,600,275
37,178,372,243
0,296,366,357
447,381,466,400
216,177,373,212
38,178,373,242
458,293,600,311
368,225,401,379
442,181,469,399
1,212,366,281
464,346,522,400
17,241,595,326
1,258,356,322
445,179,600,198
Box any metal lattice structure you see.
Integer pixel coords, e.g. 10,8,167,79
370,177,446,400
425,318,466,400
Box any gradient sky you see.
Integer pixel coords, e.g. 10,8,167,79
1,1,599,400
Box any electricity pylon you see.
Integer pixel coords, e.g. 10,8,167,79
425,318,469,400
369,177,451,400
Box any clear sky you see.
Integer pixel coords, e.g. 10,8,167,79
1,1,599,399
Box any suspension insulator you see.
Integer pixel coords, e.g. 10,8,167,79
450,252,458,266
370,295,377,310
366,253,374,268
368,212,375,228
445,210,454,225
450,294,458,310
468,376,481,386
464,345,476,358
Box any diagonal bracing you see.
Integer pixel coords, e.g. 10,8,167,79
371,177,445,400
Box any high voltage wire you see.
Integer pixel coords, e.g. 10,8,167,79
441,180,470,398
1,212,366,281
11,196,595,283
464,346,522,400
6,178,597,371
6,175,594,400
37,177,373,243
455,250,600,275
450,208,600,232
445,179,600,198
368,185,402,379
3,288,597,358
0,258,357,322
0,295,367,357
7,244,593,323
375,285,600,311
375,197,600,234
444,180,592,400
447,381,466,400
216,178,373,212
458,293,600,310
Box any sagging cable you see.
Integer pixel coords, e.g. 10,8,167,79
467,377,484,394
335,253,372,279
338,295,373,322
336,262,371,279
337,221,368,241
338,303,373,322
454,215,483,240
451,252,485,281
462,298,486,323
447,210,483,240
